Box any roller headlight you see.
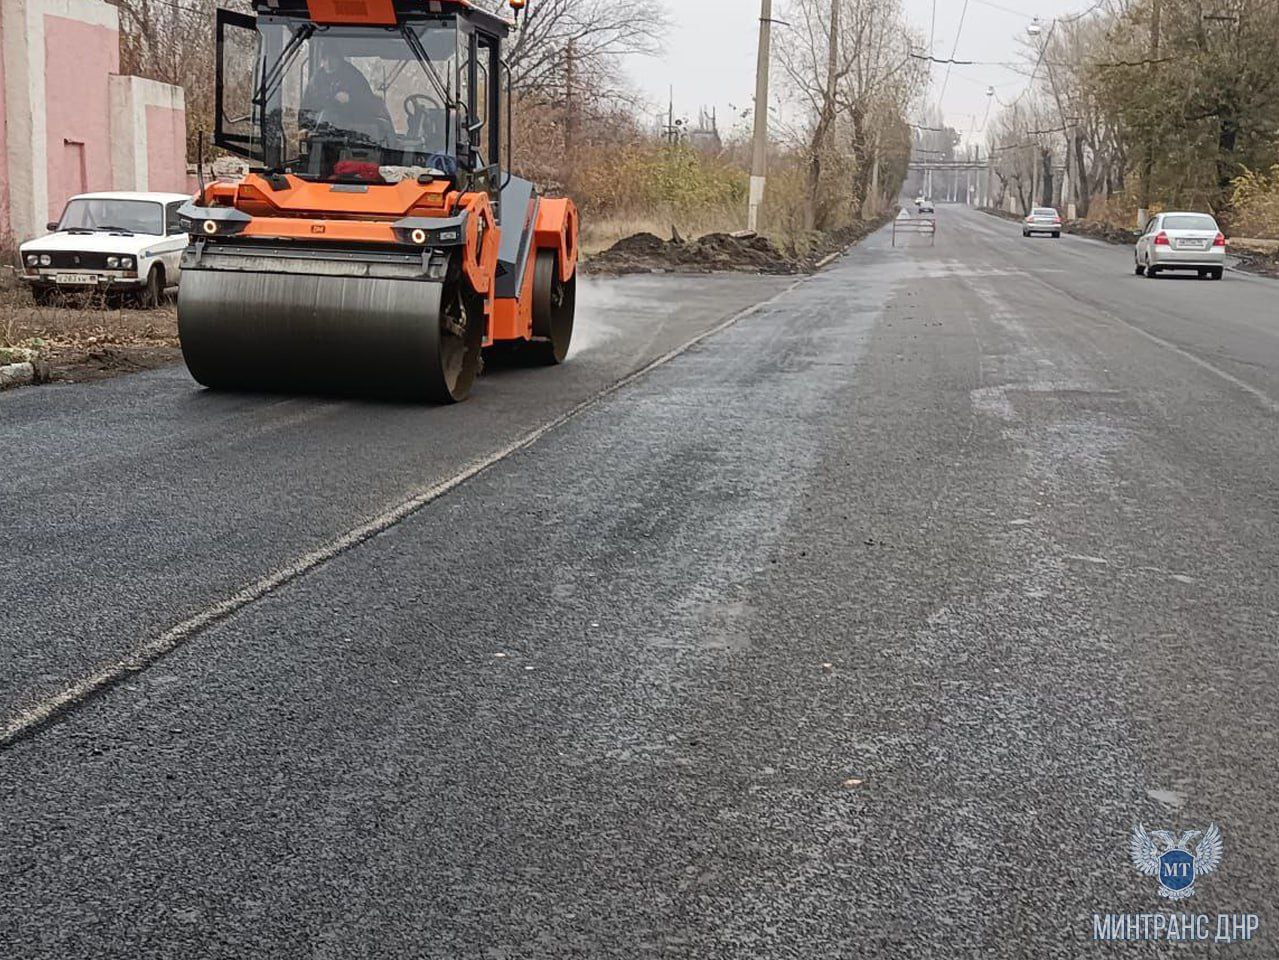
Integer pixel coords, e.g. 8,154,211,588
38,254,51,266
106,256,119,268
202,220,218,235
410,228,428,245
25,254,37,266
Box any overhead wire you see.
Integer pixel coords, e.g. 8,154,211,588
937,0,972,104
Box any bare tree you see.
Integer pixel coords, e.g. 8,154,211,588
482,0,669,100
777,0,924,230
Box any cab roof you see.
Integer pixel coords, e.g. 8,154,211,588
262,0,511,33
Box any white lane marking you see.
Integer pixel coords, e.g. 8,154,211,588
1101,312,1279,415
1,275,811,749
962,208,1279,416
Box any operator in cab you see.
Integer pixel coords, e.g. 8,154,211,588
299,44,392,135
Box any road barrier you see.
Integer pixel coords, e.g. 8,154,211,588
892,215,936,247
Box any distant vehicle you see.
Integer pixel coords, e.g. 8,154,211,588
18,191,191,307
1022,207,1061,237
1135,212,1226,280
917,199,935,214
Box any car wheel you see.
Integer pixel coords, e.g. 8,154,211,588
1145,264,1158,279
1022,230,1029,237
32,286,58,306
1052,231,1060,238
1211,267,1224,280
1135,260,1145,276
138,267,162,309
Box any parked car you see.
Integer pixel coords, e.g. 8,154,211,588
18,191,192,306
1134,211,1225,280
917,198,935,214
1022,207,1061,237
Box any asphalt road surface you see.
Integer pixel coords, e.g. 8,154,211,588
2,205,1276,957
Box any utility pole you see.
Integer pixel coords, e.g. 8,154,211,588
1138,0,1160,228
985,144,994,208
747,0,773,232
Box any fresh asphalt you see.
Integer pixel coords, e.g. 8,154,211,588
2,205,1276,957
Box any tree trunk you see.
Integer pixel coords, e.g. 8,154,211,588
1073,135,1091,217
804,0,840,233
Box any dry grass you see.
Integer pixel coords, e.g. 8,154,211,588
580,204,747,254
1,278,181,382
1229,165,1279,239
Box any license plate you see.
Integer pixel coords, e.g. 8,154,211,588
55,273,99,285
1178,239,1208,249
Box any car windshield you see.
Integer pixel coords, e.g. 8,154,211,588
1033,208,1057,216
57,199,162,235
1163,214,1217,231
258,19,461,183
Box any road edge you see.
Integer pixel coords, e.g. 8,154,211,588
0,272,813,750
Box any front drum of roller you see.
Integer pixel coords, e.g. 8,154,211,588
177,270,481,402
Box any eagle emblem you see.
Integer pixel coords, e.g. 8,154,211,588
1130,823,1223,899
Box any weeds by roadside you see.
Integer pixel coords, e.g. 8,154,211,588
0,279,180,385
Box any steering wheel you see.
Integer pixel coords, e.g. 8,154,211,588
404,94,446,144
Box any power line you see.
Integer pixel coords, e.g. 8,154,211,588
937,0,972,104
994,16,1054,111
911,53,974,65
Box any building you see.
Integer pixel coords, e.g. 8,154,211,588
1,0,187,241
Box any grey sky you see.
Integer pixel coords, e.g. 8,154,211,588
623,0,1093,145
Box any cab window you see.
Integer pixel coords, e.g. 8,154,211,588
166,201,185,235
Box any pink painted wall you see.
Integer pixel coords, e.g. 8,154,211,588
44,14,118,221
145,104,187,194
0,10,9,237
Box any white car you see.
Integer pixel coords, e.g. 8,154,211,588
1135,211,1226,280
19,191,193,306
1022,206,1061,237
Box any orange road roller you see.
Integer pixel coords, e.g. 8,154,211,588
178,0,577,401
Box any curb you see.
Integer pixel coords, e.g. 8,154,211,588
0,361,35,390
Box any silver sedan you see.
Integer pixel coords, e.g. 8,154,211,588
1022,207,1061,237
1135,212,1226,280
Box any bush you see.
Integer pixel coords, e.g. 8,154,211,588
1229,164,1279,239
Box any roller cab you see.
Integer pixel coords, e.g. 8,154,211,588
179,0,577,401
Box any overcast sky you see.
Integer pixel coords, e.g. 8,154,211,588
622,0,1094,146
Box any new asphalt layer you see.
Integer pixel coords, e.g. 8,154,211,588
2,206,1276,956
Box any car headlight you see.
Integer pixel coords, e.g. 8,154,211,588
38,254,51,266
120,257,133,269
25,254,37,266
106,256,119,268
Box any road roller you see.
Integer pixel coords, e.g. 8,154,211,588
178,0,577,401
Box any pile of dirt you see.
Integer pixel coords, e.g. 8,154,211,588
1064,219,1136,245
585,230,802,276
585,213,897,276
1231,249,1279,280
1,285,180,386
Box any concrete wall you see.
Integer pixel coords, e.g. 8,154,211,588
0,5,8,238
44,12,119,219
1,0,187,241
108,75,186,194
